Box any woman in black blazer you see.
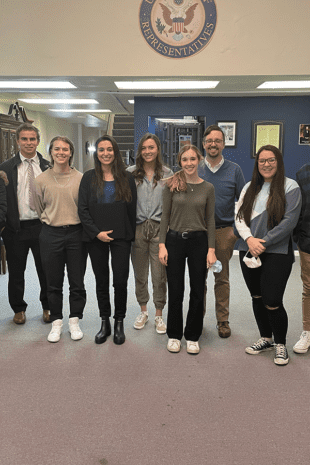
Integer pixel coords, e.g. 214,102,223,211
78,135,137,345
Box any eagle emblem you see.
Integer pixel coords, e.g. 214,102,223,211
160,0,198,41
139,0,217,59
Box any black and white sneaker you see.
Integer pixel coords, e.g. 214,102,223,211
245,337,274,355
274,344,289,366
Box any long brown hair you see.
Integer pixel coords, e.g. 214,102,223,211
132,133,164,187
166,145,202,193
93,135,132,202
236,144,286,228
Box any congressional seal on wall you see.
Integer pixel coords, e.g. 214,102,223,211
139,0,217,59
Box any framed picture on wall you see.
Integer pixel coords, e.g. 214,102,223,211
299,124,310,145
252,121,284,158
217,121,237,147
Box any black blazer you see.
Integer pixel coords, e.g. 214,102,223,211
0,152,50,234
78,169,137,242
0,171,8,231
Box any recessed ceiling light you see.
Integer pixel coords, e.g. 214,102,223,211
49,109,110,113
20,98,98,104
115,81,219,90
128,100,135,104
0,81,76,89
257,81,310,89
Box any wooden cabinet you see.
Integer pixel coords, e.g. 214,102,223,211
0,115,20,164
0,103,33,164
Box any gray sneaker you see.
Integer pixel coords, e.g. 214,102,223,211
274,344,289,366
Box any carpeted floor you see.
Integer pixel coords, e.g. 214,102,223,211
1,254,310,465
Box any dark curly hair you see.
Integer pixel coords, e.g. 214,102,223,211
93,135,132,202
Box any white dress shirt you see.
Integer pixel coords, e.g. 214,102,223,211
17,153,42,220
204,156,224,173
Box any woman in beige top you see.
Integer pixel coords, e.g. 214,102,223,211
34,136,87,343
159,145,216,355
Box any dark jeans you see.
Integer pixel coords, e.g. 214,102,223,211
239,250,293,344
166,231,208,341
39,224,87,321
2,219,48,313
87,238,131,319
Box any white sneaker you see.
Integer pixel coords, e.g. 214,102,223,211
293,331,310,354
69,317,83,341
47,319,63,343
187,341,200,354
155,316,166,334
134,312,148,330
167,338,181,353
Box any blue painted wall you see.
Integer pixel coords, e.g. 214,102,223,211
134,96,310,183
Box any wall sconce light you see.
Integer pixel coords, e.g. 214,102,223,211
85,141,96,155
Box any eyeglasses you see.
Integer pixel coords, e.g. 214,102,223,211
205,139,224,145
258,157,277,165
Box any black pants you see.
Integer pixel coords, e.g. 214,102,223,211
87,238,131,319
2,220,48,313
239,251,293,344
166,231,208,341
39,224,87,321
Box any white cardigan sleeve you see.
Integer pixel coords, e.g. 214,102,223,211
235,186,252,242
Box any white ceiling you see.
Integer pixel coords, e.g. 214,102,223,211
1,75,310,127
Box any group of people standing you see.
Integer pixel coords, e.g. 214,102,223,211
1,122,310,367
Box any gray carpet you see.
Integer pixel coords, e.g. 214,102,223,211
1,254,310,465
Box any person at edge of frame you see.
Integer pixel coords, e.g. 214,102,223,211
0,123,50,325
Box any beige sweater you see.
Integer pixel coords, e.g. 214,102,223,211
34,167,82,226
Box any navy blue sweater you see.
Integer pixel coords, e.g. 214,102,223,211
198,159,245,228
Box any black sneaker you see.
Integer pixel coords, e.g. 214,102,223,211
274,344,289,366
245,338,274,355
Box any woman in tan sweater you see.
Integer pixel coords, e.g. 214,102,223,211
159,145,216,355
34,136,87,343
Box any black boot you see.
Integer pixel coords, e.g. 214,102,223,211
114,318,125,345
95,318,111,344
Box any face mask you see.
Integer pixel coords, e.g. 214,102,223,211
243,251,262,269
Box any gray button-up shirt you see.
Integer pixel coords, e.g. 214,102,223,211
127,165,173,224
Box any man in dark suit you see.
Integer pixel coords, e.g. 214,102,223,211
0,123,50,324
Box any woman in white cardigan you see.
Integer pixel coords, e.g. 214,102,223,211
235,145,301,366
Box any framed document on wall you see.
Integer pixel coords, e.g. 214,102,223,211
217,121,237,147
252,121,284,158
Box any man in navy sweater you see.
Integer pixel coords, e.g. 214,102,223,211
198,125,245,337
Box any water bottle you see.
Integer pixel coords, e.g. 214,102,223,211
209,260,222,273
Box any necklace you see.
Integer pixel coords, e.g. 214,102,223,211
187,180,202,192
52,169,72,187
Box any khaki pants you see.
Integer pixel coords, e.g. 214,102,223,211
206,226,237,322
131,220,167,311
298,247,310,331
